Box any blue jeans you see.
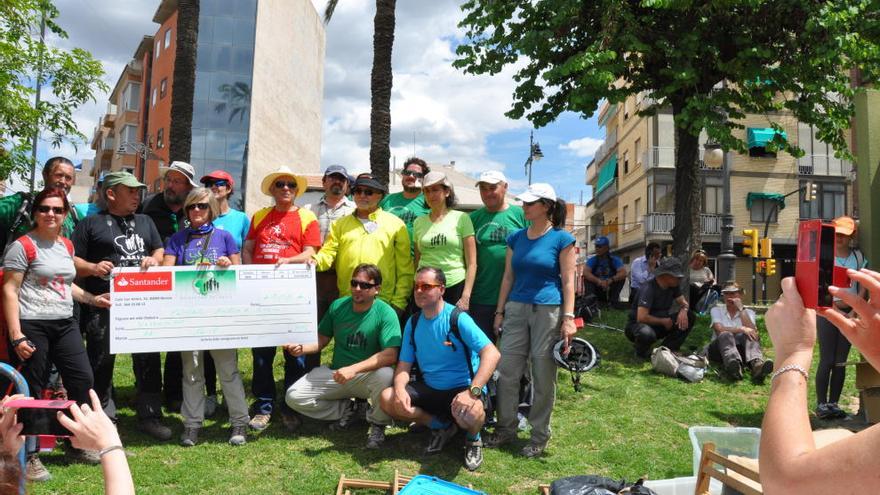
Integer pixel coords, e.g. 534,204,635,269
250,347,318,415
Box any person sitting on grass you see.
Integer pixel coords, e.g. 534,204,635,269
707,282,773,382
284,263,399,449
379,267,500,471
583,236,627,308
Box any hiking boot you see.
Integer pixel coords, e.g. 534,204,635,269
249,413,271,431
483,431,515,448
180,426,200,447
26,455,51,482
816,403,835,420
464,439,483,471
366,423,386,449
521,442,546,458
139,418,172,441
750,359,774,383
63,441,101,464
724,360,743,381
229,425,247,446
329,400,358,431
204,395,218,418
281,411,301,432
425,423,459,454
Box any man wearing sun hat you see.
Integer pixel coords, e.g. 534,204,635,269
708,281,773,382
243,165,321,432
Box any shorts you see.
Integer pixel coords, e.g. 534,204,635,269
405,381,467,421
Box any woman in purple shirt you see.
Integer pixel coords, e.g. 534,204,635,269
162,188,249,447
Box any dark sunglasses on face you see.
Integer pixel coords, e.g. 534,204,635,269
352,188,376,197
186,203,210,211
204,179,229,188
350,279,378,290
36,205,65,215
401,170,424,178
274,180,298,190
414,282,443,292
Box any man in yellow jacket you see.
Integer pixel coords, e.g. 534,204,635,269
312,173,413,316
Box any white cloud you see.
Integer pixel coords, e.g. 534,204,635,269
560,136,604,158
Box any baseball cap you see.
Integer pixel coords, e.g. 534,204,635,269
833,216,856,236
102,171,146,189
654,257,685,278
422,171,452,188
200,170,234,187
160,161,199,187
594,236,610,247
353,173,388,193
515,183,556,203
475,170,507,186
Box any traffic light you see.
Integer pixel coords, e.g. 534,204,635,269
804,181,818,202
766,258,777,276
756,260,766,274
742,229,759,257
760,237,773,259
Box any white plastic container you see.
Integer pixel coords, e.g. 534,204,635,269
643,476,700,495
688,426,761,476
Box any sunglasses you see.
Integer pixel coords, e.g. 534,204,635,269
274,180,298,190
414,282,443,292
350,279,378,290
186,203,210,211
36,205,65,215
204,179,229,188
352,188,377,197
401,170,424,178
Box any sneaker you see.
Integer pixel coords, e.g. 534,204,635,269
827,403,848,419
521,442,546,458
816,403,835,420
228,425,247,446
249,413,271,431
483,431,515,448
366,423,386,449
138,418,172,441
329,400,358,431
281,412,301,432
464,439,483,471
425,423,459,454
180,426,200,447
25,455,51,482
204,395,218,418
63,442,101,464
750,359,774,383
724,360,743,381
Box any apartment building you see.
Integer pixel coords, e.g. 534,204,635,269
586,94,853,301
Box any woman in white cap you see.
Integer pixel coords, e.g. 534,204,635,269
412,171,476,309
486,183,576,458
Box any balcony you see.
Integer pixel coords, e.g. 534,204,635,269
585,160,597,185
643,146,711,170
598,102,618,127
594,179,617,208
593,127,618,164
644,213,723,235
797,155,851,177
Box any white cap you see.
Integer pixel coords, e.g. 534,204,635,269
422,171,452,188
475,170,507,186
516,182,556,202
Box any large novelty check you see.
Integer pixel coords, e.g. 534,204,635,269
109,264,317,354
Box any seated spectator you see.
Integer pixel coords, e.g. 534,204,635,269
707,282,773,382
688,249,715,307
624,257,695,359
583,236,626,308
760,270,880,494
379,267,500,471
284,264,399,449
629,242,661,308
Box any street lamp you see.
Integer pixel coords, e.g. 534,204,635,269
704,142,736,285
524,130,543,185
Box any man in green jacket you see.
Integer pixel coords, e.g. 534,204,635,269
0,157,78,248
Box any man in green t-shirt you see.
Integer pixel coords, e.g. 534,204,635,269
379,157,431,250
284,263,401,449
468,171,527,342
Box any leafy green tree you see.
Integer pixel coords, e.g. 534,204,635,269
0,0,107,182
455,0,880,257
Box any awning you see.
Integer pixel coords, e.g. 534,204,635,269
747,128,788,149
595,154,618,194
746,192,786,210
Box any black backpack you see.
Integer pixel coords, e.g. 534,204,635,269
408,307,474,381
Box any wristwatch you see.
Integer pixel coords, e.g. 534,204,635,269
469,385,482,397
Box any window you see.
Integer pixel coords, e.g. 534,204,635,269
164,28,172,50
121,82,140,112
160,78,168,98
800,181,845,220
634,138,642,167
703,185,723,214
119,125,138,150
634,198,641,225
653,183,675,213
155,40,160,59
623,205,629,230
623,151,629,175
156,128,165,149
151,88,157,107
750,198,779,223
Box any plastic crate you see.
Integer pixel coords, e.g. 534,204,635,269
689,426,761,476
643,476,701,495
398,475,486,495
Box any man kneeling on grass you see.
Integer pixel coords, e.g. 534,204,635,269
284,263,400,448
379,267,500,471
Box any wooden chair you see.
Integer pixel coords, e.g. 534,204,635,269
694,442,762,495
335,470,469,494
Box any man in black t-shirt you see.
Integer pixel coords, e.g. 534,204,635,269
72,172,169,440
624,257,695,359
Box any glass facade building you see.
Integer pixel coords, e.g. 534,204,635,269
190,0,257,202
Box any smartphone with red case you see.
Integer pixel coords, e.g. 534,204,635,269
796,219,850,309
5,399,74,437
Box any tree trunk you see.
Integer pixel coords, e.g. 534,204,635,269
669,97,702,264
369,0,396,186
169,0,199,164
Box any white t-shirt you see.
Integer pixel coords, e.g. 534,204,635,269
709,305,756,341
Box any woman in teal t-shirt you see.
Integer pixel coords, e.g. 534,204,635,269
412,171,476,310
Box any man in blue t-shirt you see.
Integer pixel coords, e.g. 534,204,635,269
379,267,500,471
584,236,627,308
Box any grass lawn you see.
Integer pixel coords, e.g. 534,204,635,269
30,307,861,494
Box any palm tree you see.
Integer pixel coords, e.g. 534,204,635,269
325,0,396,186
169,0,200,163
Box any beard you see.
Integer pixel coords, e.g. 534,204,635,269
328,184,344,195
164,188,188,207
